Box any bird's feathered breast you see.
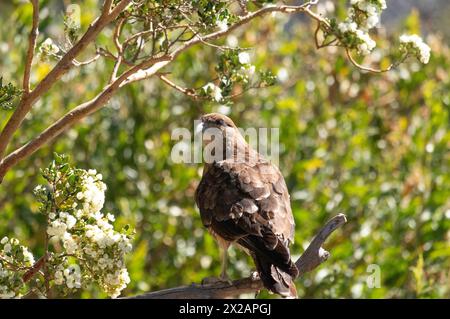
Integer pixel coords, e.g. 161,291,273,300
195,157,295,246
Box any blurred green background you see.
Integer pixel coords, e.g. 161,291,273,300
0,0,449,298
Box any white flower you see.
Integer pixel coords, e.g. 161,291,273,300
47,220,67,238
65,215,77,229
212,88,222,102
202,83,223,102
216,18,228,31
54,270,64,285
0,237,8,245
338,21,357,33
344,0,386,32
65,265,82,289
399,34,431,64
3,243,11,253
366,15,379,29
277,68,289,83
355,30,376,55
107,268,131,298
238,52,251,65
62,233,78,254
22,247,35,265
78,174,106,214
40,38,60,55
49,212,56,219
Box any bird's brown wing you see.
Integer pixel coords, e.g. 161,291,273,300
195,158,298,297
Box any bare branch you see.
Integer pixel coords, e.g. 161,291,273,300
110,17,125,83
102,0,114,16
295,213,347,276
156,74,202,100
119,58,172,86
73,54,101,66
170,4,313,60
109,0,131,18
125,214,347,299
23,0,39,94
345,48,395,73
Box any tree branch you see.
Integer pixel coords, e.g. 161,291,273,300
0,2,382,183
0,2,321,182
0,0,132,160
102,0,114,16
22,0,39,94
0,55,170,182
156,74,202,100
125,214,347,299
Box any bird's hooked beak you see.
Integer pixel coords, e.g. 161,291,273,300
195,118,205,135
196,118,212,144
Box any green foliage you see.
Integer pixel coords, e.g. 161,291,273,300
0,77,22,110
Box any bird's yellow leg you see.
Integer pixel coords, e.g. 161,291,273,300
219,246,229,281
201,241,232,285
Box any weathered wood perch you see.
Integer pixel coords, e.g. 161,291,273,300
126,213,347,299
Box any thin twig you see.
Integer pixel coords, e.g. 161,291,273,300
157,74,202,100
345,48,393,73
23,0,39,94
110,18,126,83
72,54,101,66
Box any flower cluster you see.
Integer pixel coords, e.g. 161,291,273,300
349,0,386,30
337,0,386,55
334,0,430,65
76,169,106,214
40,164,133,298
200,48,276,103
0,78,23,110
0,237,35,299
202,83,223,102
54,263,81,289
38,38,60,61
1,155,133,299
399,34,431,64
201,51,256,102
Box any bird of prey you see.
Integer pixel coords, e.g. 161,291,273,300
195,113,298,298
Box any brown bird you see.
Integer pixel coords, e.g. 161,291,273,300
195,113,298,298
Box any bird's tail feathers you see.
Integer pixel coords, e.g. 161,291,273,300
238,235,298,298
254,254,297,298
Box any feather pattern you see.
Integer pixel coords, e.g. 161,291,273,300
196,156,298,297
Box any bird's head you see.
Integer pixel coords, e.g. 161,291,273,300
198,113,239,144
200,113,237,131
198,113,249,162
